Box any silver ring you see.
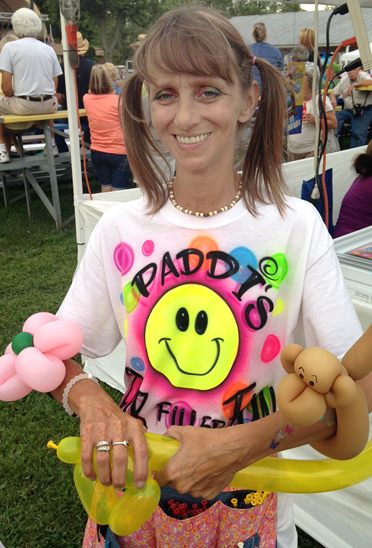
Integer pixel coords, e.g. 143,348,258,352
96,445,111,452
112,440,130,447
95,440,110,449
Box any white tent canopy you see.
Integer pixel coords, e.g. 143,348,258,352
341,41,372,63
257,0,372,6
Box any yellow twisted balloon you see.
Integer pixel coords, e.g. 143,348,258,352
48,433,372,536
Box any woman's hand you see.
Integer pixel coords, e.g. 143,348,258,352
51,359,149,491
154,425,248,500
78,393,149,491
304,113,315,125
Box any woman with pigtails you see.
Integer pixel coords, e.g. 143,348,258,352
53,7,371,547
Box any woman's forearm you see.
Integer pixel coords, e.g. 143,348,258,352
358,371,372,412
51,358,116,417
216,407,337,473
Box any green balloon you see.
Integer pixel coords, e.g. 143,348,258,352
12,332,34,355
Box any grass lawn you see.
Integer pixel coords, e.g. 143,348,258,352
0,174,324,547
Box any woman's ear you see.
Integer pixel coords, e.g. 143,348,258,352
238,81,259,124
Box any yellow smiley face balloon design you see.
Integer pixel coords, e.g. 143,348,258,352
145,284,239,390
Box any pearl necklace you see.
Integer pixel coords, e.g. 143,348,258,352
167,178,243,217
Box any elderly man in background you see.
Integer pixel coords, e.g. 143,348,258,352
330,67,372,149
0,8,61,163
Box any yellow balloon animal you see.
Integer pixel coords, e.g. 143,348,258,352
49,432,372,536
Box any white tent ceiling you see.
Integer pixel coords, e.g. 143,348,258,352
256,0,372,6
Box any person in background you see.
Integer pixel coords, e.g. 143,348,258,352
83,65,132,192
130,33,146,52
333,140,372,237
287,68,338,161
298,28,319,66
102,63,121,94
329,67,372,149
248,22,283,90
55,32,96,152
0,8,61,163
291,44,309,64
0,33,21,156
113,66,128,90
52,7,371,548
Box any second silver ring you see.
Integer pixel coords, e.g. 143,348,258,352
112,440,130,447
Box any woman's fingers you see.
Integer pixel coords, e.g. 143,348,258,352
79,398,148,489
111,443,129,490
154,426,241,498
95,443,113,486
131,420,149,489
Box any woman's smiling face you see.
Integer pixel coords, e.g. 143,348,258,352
148,68,257,176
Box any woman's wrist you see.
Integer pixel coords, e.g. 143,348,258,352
62,373,99,416
224,408,338,470
51,358,104,416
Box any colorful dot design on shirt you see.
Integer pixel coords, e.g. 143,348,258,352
130,357,145,372
142,240,154,256
222,382,253,419
260,335,281,363
259,253,288,290
163,400,196,429
230,246,258,284
114,242,135,275
188,235,218,271
123,281,141,313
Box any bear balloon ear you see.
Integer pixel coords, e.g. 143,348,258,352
280,344,304,374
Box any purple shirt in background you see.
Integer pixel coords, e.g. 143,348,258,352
333,174,372,238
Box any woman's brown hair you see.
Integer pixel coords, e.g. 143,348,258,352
353,140,372,176
252,22,266,43
120,6,288,215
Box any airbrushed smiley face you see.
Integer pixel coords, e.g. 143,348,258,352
145,284,239,390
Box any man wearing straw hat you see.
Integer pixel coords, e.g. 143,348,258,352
130,34,146,51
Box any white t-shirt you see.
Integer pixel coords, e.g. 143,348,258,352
288,95,334,154
0,37,62,96
58,195,362,547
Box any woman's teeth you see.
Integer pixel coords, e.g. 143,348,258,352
176,133,210,144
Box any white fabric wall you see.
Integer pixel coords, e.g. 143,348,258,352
78,147,370,548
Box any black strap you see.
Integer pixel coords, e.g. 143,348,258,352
351,87,369,108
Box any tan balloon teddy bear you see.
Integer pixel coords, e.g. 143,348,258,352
276,330,371,460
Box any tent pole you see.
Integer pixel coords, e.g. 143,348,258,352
59,9,86,264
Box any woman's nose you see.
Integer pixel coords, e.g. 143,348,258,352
174,96,201,130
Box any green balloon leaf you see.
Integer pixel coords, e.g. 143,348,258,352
12,332,34,355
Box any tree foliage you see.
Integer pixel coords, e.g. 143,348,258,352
37,0,301,64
